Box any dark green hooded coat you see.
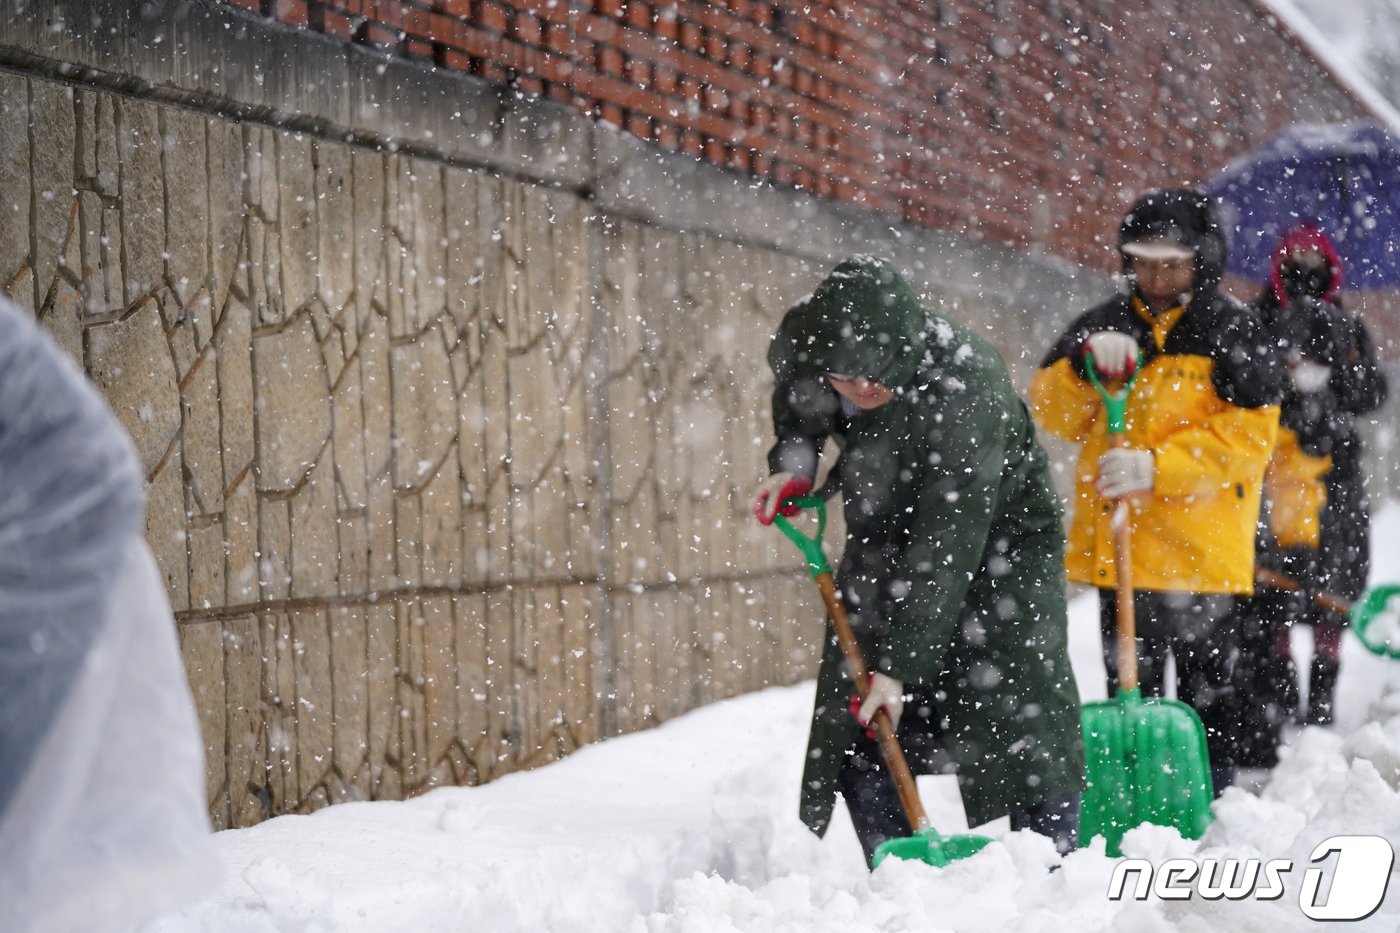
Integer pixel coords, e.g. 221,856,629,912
767,256,1085,835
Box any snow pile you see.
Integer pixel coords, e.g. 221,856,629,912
143,672,1400,933
139,505,1400,932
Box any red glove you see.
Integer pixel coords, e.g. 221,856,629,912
752,472,813,525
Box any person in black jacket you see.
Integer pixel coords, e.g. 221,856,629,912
1234,226,1388,762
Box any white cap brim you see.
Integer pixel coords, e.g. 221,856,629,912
1122,238,1195,260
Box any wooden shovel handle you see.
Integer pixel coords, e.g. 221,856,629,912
1108,433,1138,693
1255,567,1352,617
815,572,931,833
1088,357,1141,696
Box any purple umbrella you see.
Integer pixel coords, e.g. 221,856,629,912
1204,121,1400,289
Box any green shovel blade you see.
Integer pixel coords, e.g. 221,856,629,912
871,827,995,869
1351,584,1400,659
1080,688,1214,857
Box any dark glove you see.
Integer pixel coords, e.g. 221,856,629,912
1279,546,1324,595
1280,386,1340,456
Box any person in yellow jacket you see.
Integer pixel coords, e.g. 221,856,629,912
1030,188,1284,793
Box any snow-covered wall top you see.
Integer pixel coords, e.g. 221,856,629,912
3,0,1384,275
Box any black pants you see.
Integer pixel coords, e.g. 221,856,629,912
837,740,1080,869
1229,580,1311,767
1098,588,1238,792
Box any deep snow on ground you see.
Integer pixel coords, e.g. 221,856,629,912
140,506,1400,933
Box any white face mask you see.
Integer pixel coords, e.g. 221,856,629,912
1291,359,1332,394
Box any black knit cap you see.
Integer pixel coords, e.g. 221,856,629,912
1118,188,1228,293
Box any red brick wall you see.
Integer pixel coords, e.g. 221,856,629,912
224,0,1376,275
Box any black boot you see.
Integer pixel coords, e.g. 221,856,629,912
838,745,913,869
1009,794,1081,855
1211,763,1236,799
1305,659,1340,726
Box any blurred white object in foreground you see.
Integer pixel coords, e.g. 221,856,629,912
0,296,217,933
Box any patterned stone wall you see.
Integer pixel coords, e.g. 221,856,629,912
0,72,840,828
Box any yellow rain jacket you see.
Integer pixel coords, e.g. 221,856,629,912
1263,428,1331,550
1032,295,1282,594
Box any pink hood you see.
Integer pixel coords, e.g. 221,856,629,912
1269,224,1343,303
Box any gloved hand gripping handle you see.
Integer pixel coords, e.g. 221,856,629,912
773,496,932,835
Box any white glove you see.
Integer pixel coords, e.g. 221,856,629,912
1097,447,1154,497
858,672,905,732
1290,360,1332,393
751,471,812,525
1084,331,1140,380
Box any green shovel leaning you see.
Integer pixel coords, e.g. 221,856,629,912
1078,354,1214,857
1254,569,1400,661
1352,584,1400,658
774,494,994,869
